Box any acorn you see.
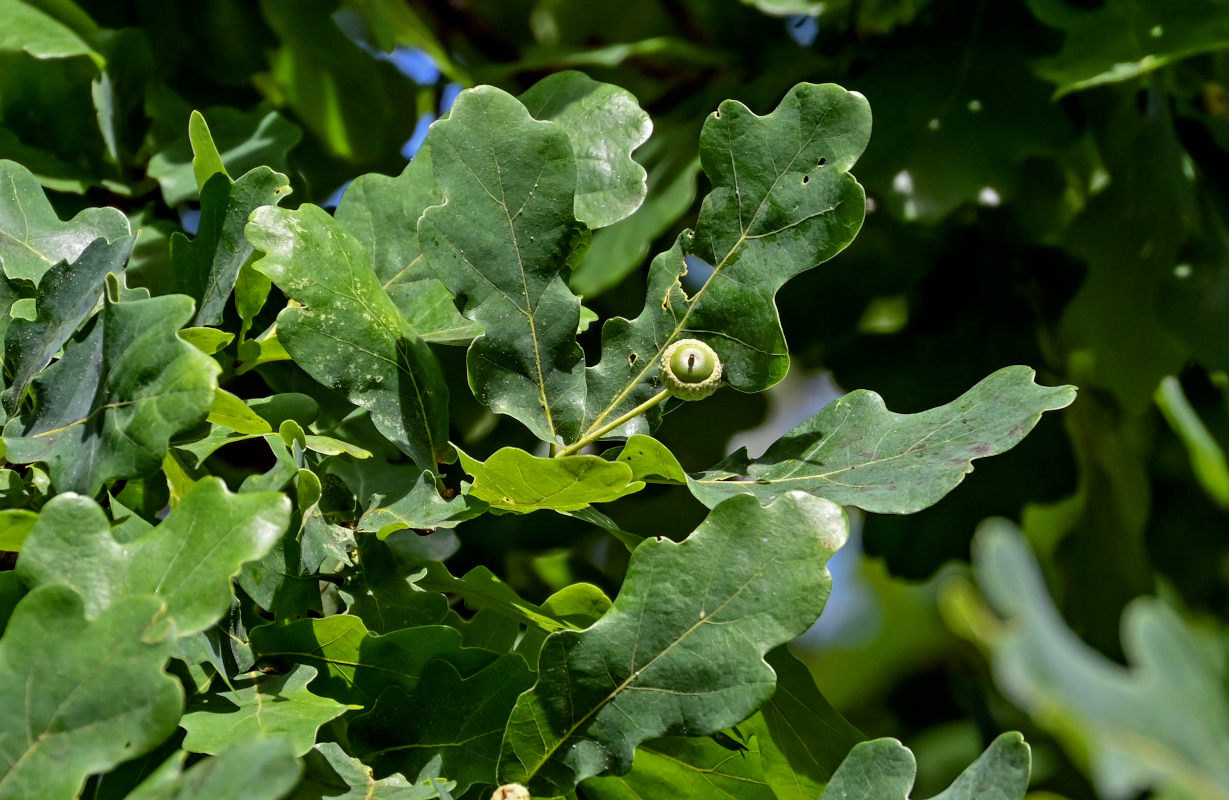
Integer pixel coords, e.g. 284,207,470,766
661,338,723,401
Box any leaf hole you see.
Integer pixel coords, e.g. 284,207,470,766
802,175,809,185
817,157,827,166
628,352,638,366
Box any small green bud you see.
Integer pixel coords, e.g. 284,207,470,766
661,338,723,401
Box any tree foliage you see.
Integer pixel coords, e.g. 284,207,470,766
1,1,1226,799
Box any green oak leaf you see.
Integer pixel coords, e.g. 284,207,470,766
0,585,183,800
124,738,303,800
498,491,848,794
580,734,777,800
510,582,615,668
358,469,487,537
749,646,864,799
580,83,870,444
0,510,35,552
335,147,480,345
297,743,456,800
180,664,352,757
0,159,130,284
957,521,1229,799
170,167,291,327
415,561,574,633
0,0,101,65
249,615,496,707
338,534,452,635
208,388,273,434
418,86,588,444
147,106,301,206
541,582,613,626
175,599,257,686
336,151,436,287
16,477,289,637
189,109,228,185
615,434,687,483
2,281,220,494
2,234,134,413
689,366,1075,513
456,445,644,513
350,656,535,795
181,327,234,354
520,70,651,229
247,203,449,470
822,732,1030,799
1030,0,1229,96
569,131,702,298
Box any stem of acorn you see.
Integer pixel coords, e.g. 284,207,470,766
554,389,670,458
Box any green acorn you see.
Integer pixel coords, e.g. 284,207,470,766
661,338,723,401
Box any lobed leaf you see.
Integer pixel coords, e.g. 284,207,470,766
456,445,644,513
147,107,301,207
414,561,576,633
170,166,291,327
520,70,652,229
568,133,702,298
750,646,864,799
0,159,129,285
960,521,1229,799
0,585,182,800
297,743,456,800
580,82,871,443
17,477,290,637
418,86,588,444
124,738,303,800
498,491,847,794
357,469,487,537
334,147,480,344
188,109,228,185
247,203,449,470
2,281,220,495
581,733,778,799
2,233,134,413
350,655,535,795
822,732,1030,799
0,510,34,552
689,366,1075,513
338,534,453,634
615,434,687,483
249,615,497,707
180,664,352,757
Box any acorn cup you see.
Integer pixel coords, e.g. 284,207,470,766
661,338,723,401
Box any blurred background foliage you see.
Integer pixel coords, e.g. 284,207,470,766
5,0,1229,796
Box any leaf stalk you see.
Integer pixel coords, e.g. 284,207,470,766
554,389,669,457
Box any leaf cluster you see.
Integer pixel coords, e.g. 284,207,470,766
8,1,1225,799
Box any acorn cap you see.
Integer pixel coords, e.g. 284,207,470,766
661,338,723,401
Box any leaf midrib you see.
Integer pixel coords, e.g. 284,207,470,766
522,536,789,784
583,104,834,436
